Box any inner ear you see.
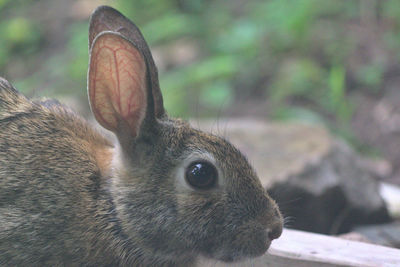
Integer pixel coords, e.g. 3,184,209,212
89,5,165,119
88,32,147,139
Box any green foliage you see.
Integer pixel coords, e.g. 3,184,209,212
269,59,326,103
0,0,10,8
0,16,41,67
0,0,397,149
328,65,352,124
356,64,383,93
272,106,326,126
67,22,89,84
161,55,237,116
141,14,198,44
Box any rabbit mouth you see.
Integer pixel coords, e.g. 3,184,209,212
215,242,270,263
207,227,272,263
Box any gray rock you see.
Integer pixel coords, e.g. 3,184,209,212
353,222,400,248
194,118,390,234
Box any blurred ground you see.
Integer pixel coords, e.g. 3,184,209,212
1,0,400,185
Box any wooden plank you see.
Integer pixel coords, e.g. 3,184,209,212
198,229,400,267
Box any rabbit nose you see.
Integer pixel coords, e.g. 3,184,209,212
267,223,283,240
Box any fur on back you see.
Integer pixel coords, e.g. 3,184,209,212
0,78,119,265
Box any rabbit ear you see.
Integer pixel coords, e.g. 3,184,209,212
88,32,150,139
89,5,164,119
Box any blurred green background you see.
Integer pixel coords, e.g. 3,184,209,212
1,0,400,156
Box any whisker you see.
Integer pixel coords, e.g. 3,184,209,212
283,215,296,228
273,196,303,207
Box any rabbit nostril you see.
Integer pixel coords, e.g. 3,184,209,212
267,224,283,240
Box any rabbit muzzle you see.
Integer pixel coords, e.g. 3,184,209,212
207,200,283,262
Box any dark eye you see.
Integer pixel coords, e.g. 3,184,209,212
185,161,218,189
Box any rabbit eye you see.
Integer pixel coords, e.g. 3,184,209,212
185,161,218,189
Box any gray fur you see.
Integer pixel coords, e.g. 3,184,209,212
0,6,282,267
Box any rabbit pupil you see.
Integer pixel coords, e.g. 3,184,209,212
185,161,217,189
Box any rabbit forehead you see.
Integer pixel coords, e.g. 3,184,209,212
190,131,259,182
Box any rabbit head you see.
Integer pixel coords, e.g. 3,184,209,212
88,6,283,264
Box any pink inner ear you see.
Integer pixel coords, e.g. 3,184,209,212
89,34,147,137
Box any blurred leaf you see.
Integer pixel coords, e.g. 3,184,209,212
329,65,345,108
161,84,188,117
269,58,326,103
215,19,260,54
272,106,326,126
116,0,173,23
328,65,352,123
356,64,383,92
4,17,40,47
162,55,238,91
188,55,238,84
200,80,233,109
383,0,400,23
142,14,198,44
161,55,237,117
0,44,6,68
67,22,88,83
0,0,10,8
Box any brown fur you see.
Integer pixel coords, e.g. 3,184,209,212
0,6,282,267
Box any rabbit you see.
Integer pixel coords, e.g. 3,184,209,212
0,5,283,267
